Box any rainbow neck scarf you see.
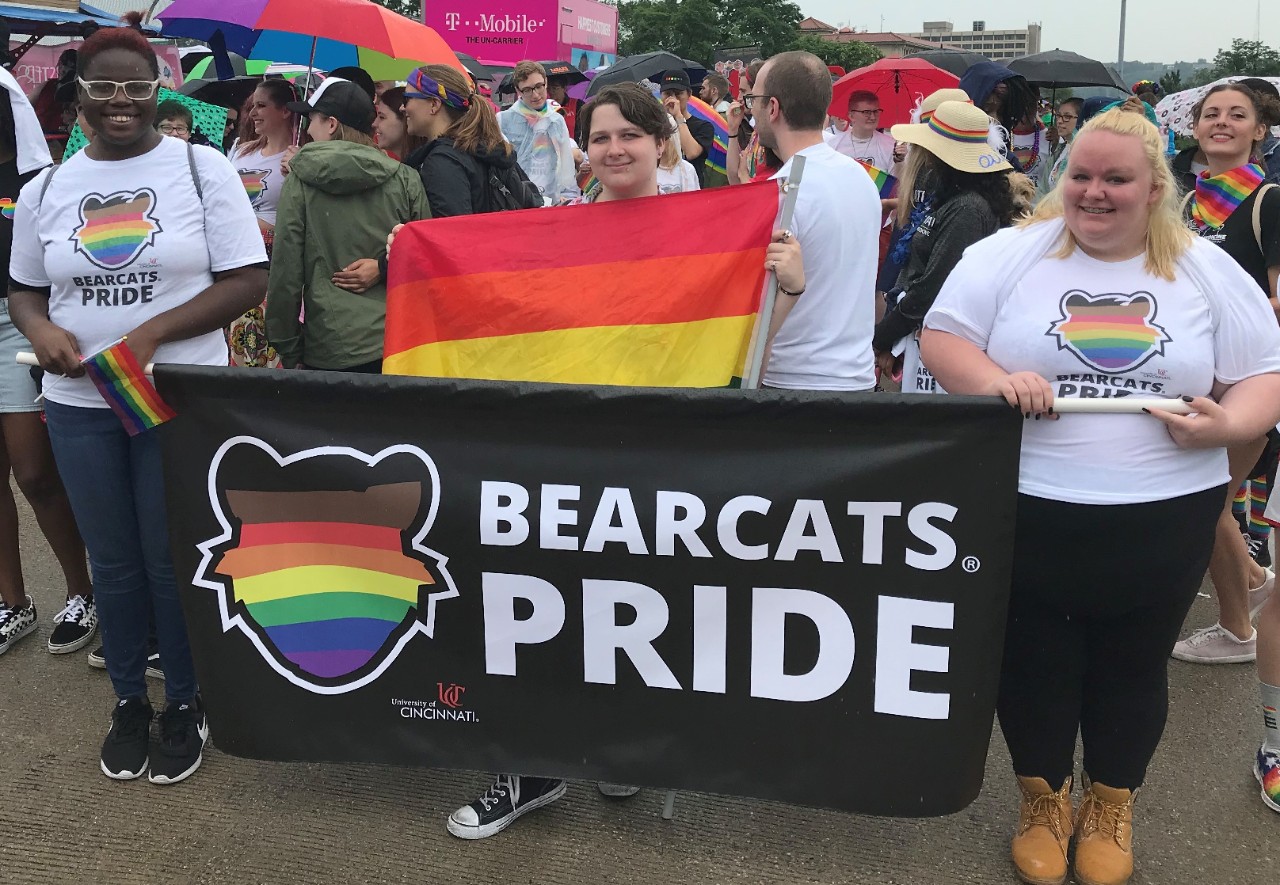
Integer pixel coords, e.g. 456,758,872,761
1192,163,1265,230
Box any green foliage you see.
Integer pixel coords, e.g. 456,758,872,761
1188,39,1280,87
373,0,421,20
786,35,880,72
720,0,803,59
619,0,802,66
1158,69,1183,96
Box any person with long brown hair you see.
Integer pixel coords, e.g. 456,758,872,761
400,63,539,217
372,86,426,162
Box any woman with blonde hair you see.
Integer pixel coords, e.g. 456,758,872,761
921,108,1280,885
656,120,699,194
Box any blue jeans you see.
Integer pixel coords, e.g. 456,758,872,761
44,401,196,703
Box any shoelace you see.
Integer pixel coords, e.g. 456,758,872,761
478,775,514,811
1079,794,1127,845
112,703,152,743
1021,792,1067,838
0,605,14,628
1186,625,1244,647
54,595,87,625
157,706,197,748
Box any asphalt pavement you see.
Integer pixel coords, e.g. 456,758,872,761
0,483,1275,884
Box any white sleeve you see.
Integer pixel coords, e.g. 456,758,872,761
681,161,700,192
922,243,1002,350
8,167,54,288
1199,243,1280,384
193,146,268,272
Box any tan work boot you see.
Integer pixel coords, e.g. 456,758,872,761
1011,775,1072,885
1074,779,1136,885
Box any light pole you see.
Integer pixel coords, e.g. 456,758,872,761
1117,0,1127,80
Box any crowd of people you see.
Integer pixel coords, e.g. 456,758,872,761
0,15,1278,884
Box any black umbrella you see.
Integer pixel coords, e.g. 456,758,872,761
179,75,261,109
456,53,496,82
543,61,588,85
903,49,991,78
1008,49,1128,90
586,51,687,97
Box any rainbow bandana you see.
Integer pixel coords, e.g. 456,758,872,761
405,68,470,110
82,339,176,435
1192,163,1265,230
927,115,990,144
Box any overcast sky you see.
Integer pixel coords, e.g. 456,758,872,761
800,0,1277,65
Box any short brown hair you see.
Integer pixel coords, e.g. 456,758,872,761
702,73,729,98
579,83,673,146
762,51,831,132
514,60,547,86
846,90,878,107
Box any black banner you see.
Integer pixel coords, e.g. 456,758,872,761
157,367,1022,817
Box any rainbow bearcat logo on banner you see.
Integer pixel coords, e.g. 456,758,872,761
71,189,163,271
193,439,458,694
1047,290,1171,374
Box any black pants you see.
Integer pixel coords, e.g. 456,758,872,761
996,486,1223,790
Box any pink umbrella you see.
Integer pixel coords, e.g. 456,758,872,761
567,70,596,102
829,57,960,128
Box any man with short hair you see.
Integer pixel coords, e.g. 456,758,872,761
824,89,899,172
497,59,581,203
658,69,714,185
699,74,732,115
749,51,882,392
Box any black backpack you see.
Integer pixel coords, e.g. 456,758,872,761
479,156,542,212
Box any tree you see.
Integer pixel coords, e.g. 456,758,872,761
374,0,421,21
720,0,803,59
1158,69,1183,96
786,35,880,73
618,0,722,63
1189,38,1280,86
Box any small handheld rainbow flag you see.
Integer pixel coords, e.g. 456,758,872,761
686,96,729,177
82,338,176,436
856,160,898,199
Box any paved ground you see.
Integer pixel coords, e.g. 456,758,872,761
1,484,1276,885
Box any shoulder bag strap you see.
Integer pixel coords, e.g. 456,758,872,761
1252,182,1277,255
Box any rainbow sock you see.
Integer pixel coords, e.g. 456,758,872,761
1249,475,1272,540
1234,482,1249,520
1265,682,1280,753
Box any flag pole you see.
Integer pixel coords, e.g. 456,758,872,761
742,154,805,389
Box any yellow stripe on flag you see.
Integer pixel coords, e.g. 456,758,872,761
228,565,426,605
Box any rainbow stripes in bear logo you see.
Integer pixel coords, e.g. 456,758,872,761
71,189,162,271
238,169,268,208
0,198,16,220
1047,290,1171,373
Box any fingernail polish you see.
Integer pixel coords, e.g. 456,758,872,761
1141,407,1151,414
1024,412,1031,419
1034,414,1041,420
1047,407,1054,415
1181,395,1194,403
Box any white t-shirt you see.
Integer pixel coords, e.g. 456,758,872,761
10,137,267,409
765,142,881,391
229,142,288,226
1009,126,1047,187
823,128,896,172
657,161,700,195
925,238,1280,504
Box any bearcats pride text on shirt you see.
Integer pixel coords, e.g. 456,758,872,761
9,137,265,408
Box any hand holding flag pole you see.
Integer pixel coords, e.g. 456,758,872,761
743,155,805,389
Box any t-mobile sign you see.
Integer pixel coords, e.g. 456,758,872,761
425,0,617,69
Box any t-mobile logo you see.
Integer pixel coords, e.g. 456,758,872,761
444,12,460,29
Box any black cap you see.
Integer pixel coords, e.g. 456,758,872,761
658,69,691,95
286,78,375,134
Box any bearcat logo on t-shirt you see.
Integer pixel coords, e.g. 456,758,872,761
70,189,162,271
1047,290,1172,374
0,197,15,220
238,169,269,208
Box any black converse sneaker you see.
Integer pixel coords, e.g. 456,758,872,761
447,774,567,840
86,641,165,680
147,696,209,785
87,644,105,669
0,597,37,655
100,696,154,779
48,594,97,654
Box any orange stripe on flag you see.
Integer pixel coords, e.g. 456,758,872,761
385,250,766,354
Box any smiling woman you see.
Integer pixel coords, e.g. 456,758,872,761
3,13,269,788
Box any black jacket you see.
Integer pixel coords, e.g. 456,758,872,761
404,137,521,218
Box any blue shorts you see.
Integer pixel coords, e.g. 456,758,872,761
0,300,40,413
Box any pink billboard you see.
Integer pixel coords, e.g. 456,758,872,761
425,0,617,70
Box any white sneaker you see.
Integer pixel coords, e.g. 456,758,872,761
1171,622,1257,664
1250,568,1276,620
0,597,37,655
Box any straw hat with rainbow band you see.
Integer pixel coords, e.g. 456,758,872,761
890,101,1011,174
910,88,971,125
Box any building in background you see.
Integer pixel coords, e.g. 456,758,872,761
902,21,1043,61
796,18,943,59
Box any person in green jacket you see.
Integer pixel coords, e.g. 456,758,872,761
265,78,429,372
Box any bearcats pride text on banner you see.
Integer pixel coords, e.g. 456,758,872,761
157,368,1021,817
383,182,779,386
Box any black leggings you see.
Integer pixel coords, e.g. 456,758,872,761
996,487,1223,790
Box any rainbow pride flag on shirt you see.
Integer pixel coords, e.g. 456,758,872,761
686,96,729,177
82,339,175,435
856,160,898,199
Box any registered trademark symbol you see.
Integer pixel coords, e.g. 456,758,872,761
962,556,981,573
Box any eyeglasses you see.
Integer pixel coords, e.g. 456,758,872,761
741,93,775,111
1057,114,1077,122
849,108,882,117
77,78,161,101
518,82,547,97
158,123,189,135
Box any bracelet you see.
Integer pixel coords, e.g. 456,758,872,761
779,284,805,297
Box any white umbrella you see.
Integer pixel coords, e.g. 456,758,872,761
1156,75,1280,137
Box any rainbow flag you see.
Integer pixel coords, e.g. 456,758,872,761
686,95,729,177
384,181,780,387
82,339,176,436
1192,163,1264,229
856,160,897,199
217,485,435,681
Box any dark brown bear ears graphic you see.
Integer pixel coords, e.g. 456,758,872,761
82,190,154,217
225,482,425,531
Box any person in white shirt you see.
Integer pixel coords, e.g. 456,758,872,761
748,51,882,391
824,89,902,173
698,73,732,116
921,108,1280,885
656,129,699,194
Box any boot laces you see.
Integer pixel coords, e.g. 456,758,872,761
1021,790,1066,838
1081,794,1127,844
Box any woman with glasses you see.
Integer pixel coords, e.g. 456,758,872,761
1040,97,1083,197
6,15,267,785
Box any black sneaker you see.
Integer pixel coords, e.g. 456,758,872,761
0,598,37,655
100,696,154,780
48,594,97,654
1247,534,1273,568
147,696,209,785
447,774,567,840
87,643,164,680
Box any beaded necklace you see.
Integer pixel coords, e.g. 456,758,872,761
1010,124,1043,174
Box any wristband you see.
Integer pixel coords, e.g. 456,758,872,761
779,284,805,297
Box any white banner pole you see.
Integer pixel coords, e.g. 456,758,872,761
742,154,805,390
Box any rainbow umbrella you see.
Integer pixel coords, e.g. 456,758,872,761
686,95,728,177
157,0,462,82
